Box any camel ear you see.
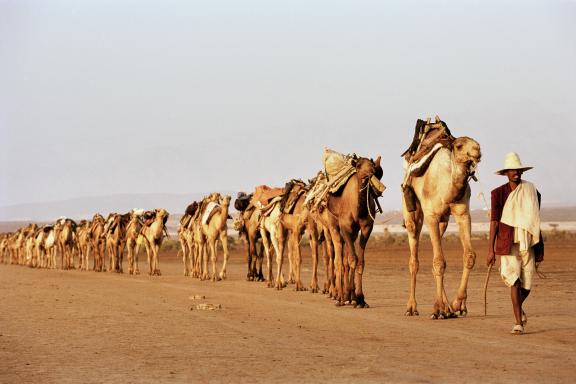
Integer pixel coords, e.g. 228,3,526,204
374,156,381,167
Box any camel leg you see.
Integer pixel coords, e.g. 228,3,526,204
323,231,336,297
329,225,345,306
219,232,229,280
85,246,91,271
293,234,305,291
153,245,161,276
201,241,210,281
404,206,423,316
134,241,141,275
308,224,320,293
260,229,274,287
145,243,153,276
287,234,295,285
354,221,373,308
451,204,476,316
246,235,255,281
209,240,218,281
341,227,357,305
272,225,286,290
425,215,450,319
257,241,264,281
181,243,189,276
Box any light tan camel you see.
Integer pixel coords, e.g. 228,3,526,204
140,208,169,276
201,195,231,281
259,201,287,289
124,211,143,275
193,193,220,280
278,181,311,291
307,206,335,295
34,225,58,268
55,218,77,270
325,156,383,308
90,214,106,272
403,136,481,319
76,220,92,271
178,202,199,277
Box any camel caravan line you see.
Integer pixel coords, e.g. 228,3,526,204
0,210,170,276
1,116,482,316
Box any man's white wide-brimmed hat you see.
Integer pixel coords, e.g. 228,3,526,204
495,152,533,175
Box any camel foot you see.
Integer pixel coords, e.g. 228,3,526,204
405,309,419,316
266,281,274,288
335,300,345,307
431,311,452,320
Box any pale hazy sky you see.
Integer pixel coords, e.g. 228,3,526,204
1,0,575,212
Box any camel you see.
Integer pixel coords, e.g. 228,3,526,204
76,220,92,271
201,195,231,281
304,174,336,295
324,156,383,307
0,233,9,263
105,213,128,273
34,225,58,268
259,200,288,289
55,218,77,269
124,210,143,275
192,193,221,280
178,202,199,277
140,208,169,276
403,136,481,318
277,180,312,291
233,203,264,282
90,214,106,271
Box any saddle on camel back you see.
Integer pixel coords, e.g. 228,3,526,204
251,185,284,209
279,179,308,214
180,202,199,228
304,148,386,210
402,115,455,177
401,115,455,212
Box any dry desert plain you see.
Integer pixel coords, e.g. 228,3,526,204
1,237,575,384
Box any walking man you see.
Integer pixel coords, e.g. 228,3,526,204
487,152,544,334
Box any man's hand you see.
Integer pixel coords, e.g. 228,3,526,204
487,250,496,267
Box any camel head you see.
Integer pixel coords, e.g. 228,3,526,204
356,156,382,181
154,208,169,225
219,195,231,208
453,136,481,174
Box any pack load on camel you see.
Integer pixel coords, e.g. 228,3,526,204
251,185,284,209
401,116,477,212
305,148,386,210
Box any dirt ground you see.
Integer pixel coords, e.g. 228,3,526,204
1,238,575,384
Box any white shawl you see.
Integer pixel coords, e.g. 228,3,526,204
501,180,541,252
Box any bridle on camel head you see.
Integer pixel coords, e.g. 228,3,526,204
358,159,384,222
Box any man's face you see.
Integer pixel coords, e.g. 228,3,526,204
505,169,523,183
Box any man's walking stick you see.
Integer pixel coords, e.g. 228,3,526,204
483,264,493,316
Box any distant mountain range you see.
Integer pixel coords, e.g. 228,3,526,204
0,192,237,222
1,193,575,233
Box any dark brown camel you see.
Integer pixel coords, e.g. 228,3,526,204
325,156,383,307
